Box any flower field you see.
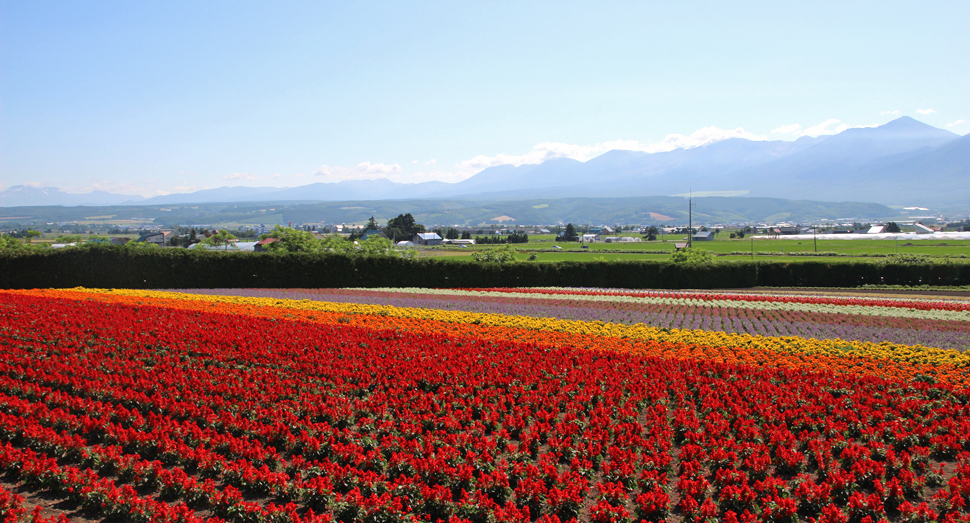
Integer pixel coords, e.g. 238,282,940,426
0,288,969,523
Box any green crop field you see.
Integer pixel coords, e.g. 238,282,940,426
420,234,970,263
523,234,970,256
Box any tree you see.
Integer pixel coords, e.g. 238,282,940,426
54,235,83,244
386,213,425,241
460,230,472,240
82,235,110,246
558,223,579,242
175,228,199,248
261,225,320,253
319,234,355,254
357,236,414,258
884,222,902,233
434,227,459,240
201,229,238,251
644,226,659,241
0,235,30,251
365,216,380,231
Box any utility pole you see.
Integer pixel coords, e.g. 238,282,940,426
688,192,695,249
814,224,817,253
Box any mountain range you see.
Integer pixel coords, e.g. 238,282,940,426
2,117,966,209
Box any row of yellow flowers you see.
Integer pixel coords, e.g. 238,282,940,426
15,287,969,371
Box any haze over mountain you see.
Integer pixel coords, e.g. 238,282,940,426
0,185,145,207
2,117,965,209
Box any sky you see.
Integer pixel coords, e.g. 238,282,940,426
1,1,968,197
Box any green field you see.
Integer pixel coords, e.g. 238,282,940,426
420,234,970,263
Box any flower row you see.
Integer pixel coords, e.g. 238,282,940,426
460,287,970,313
23,288,970,378
171,287,970,352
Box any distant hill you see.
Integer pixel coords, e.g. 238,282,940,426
0,185,145,207
1,117,964,209
0,196,902,228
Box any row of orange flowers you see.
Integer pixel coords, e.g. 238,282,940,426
8,288,968,389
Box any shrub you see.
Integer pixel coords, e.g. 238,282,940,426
670,248,714,265
472,245,518,264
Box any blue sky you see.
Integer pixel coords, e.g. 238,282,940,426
2,1,968,196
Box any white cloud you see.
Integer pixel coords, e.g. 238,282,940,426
271,172,283,178
800,119,850,137
772,124,802,135
314,165,350,179
425,159,436,166
223,172,262,181
880,110,900,115
769,119,873,139
355,161,401,175
916,108,936,115
313,160,468,183
457,126,766,171
315,161,403,182
947,119,966,127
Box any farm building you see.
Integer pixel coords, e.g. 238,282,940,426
604,236,642,243
361,229,382,240
413,232,443,246
254,238,278,252
692,231,714,241
136,231,176,245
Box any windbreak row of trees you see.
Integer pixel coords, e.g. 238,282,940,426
2,248,966,289
475,231,529,244
433,227,473,240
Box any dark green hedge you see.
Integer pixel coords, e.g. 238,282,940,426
0,247,966,289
